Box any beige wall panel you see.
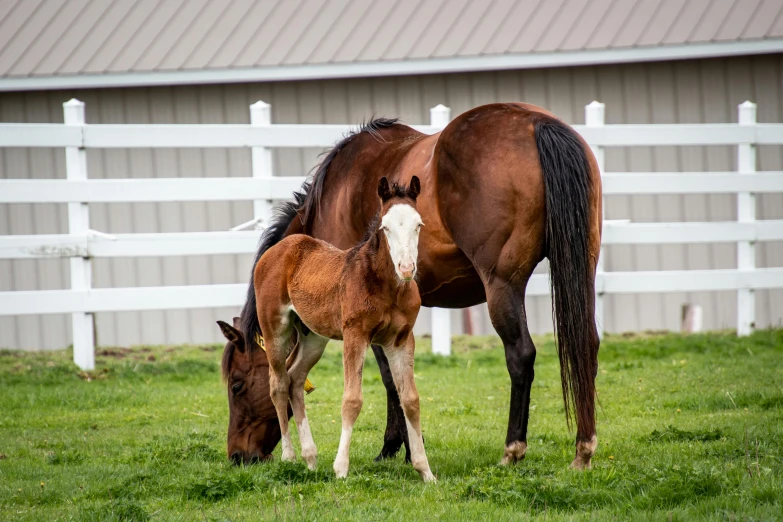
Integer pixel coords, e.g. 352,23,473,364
1,55,781,349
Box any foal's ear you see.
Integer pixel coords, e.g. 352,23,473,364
378,176,392,202
217,320,244,351
407,176,421,200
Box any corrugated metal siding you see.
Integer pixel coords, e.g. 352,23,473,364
1,54,782,350
1,0,782,78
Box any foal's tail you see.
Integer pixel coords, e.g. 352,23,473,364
534,117,599,437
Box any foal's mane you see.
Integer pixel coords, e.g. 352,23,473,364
236,117,401,359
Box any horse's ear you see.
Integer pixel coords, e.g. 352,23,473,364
378,176,392,202
407,176,421,200
232,316,241,329
217,320,244,352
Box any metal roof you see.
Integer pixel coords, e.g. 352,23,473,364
1,0,782,90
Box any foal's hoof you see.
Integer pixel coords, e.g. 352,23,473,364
499,441,527,465
333,459,349,479
303,456,318,471
420,471,437,483
281,449,297,463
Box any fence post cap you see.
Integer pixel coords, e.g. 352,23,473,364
63,98,85,107
249,100,270,109
586,100,605,108
738,101,757,125
431,104,449,111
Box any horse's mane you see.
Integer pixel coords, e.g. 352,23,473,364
235,117,400,357
301,117,399,230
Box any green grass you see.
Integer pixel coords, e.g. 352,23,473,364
1,330,782,521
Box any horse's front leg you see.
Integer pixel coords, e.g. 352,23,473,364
385,334,435,482
370,344,411,462
287,333,328,471
333,331,368,479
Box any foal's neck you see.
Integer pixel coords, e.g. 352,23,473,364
358,229,398,285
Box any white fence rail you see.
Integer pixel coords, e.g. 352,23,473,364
1,100,783,367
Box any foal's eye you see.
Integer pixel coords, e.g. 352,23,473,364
231,382,244,395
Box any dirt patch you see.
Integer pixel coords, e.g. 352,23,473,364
97,348,134,358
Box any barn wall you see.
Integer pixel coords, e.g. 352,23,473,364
1,54,782,350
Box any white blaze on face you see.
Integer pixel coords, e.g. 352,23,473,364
380,203,423,281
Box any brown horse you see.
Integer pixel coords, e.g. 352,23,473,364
223,102,603,470
252,176,432,481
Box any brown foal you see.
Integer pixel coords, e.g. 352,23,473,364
253,176,434,481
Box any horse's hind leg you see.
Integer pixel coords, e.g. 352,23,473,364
485,279,537,465
287,331,328,471
385,334,435,482
370,344,411,462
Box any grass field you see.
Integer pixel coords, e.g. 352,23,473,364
1,330,782,521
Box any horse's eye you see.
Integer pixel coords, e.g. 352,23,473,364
231,382,244,395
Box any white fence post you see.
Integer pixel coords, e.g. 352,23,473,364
64,99,94,370
250,101,273,228
737,101,757,336
430,104,452,355
585,101,606,339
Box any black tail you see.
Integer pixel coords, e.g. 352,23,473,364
534,117,599,437
239,117,400,348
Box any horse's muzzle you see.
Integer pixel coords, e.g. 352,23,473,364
230,451,273,465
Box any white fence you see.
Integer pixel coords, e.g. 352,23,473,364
1,100,783,369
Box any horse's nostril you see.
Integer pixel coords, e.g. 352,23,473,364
230,452,244,465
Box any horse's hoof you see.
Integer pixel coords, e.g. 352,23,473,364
571,435,598,470
499,441,527,465
570,457,592,470
570,435,597,471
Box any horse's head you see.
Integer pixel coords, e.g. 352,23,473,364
377,175,423,281
218,318,290,465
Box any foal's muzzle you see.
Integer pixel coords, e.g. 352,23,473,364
399,262,416,281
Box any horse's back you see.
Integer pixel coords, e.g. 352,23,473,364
432,103,600,274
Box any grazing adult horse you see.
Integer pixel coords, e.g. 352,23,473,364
224,102,602,469
252,176,432,480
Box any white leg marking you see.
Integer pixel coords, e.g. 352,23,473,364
333,425,353,478
297,417,317,471
281,432,296,462
405,418,435,482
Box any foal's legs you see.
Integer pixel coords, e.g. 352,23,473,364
287,332,328,470
485,280,537,465
370,344,411,462
266,334,297,462
384,334,435,482
333,331,368,478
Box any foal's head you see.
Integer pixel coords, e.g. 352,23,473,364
218,318,290,465
377,176,423,281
